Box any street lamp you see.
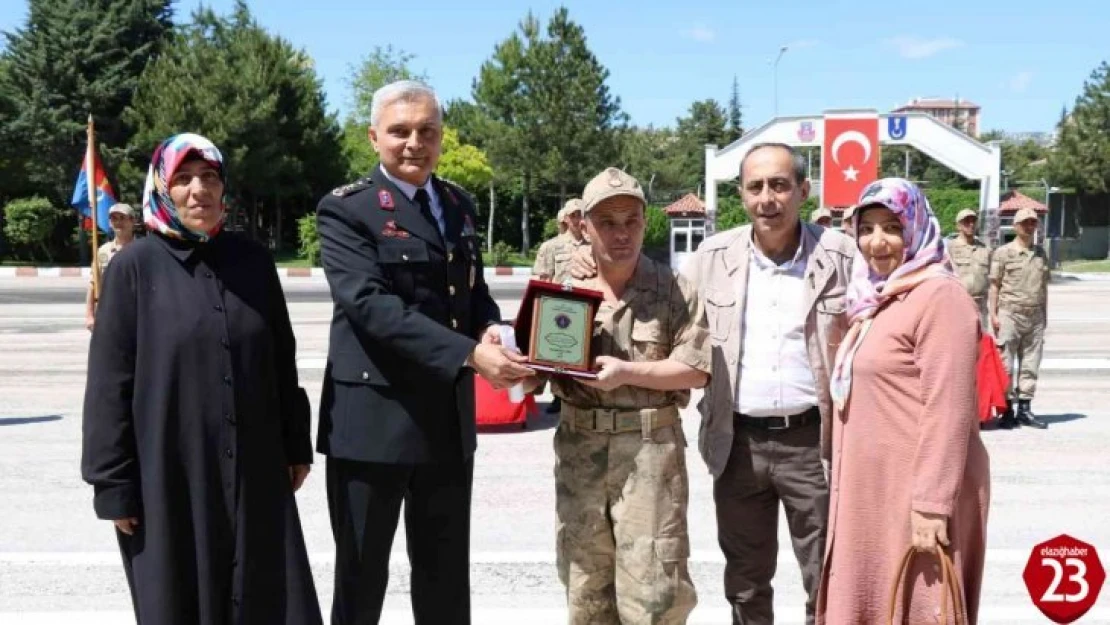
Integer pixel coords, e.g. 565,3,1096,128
772,45,788,117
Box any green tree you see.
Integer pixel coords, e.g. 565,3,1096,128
437,127,493,194
673,99,728,190
0,0,174,205
3,196,64,261
1049,61,1110,193
472,8,626,253
727,75,744,143
339,45,428,179
126,1,345,249
618,126,686,197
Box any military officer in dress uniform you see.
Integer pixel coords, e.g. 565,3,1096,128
316,80,534,625
989,207,1049,429
949,208,993,332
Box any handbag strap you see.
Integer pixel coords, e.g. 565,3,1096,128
887,545,968,625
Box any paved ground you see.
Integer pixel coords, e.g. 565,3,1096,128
1,276,1108,624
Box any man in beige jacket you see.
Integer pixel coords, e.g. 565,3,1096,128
568,144,854,625
687,143,855,625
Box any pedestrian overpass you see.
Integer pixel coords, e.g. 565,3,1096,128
700,110,1002,236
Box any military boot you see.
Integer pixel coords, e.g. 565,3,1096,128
1016,399,1047,429
997,400,1018,430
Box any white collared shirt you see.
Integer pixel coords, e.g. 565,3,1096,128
379,165,445,237
735,234,819,417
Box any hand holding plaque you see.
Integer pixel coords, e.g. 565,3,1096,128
513,279,603,379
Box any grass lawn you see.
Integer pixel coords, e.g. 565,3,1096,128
1060,259,1110,273
481,251,534,267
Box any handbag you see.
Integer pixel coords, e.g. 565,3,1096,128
887,545,968,625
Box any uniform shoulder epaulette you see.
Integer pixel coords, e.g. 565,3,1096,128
331,177,374,197
437,177,473,205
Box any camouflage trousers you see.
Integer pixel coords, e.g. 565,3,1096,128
999,305,1046,400
553,420,697,625
973,296,990,335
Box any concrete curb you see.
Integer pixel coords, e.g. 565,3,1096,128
1053,271,1110,282
0,266,535,279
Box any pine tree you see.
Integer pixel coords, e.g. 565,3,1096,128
727,75,744,143
125,1,345,247
1049,61,1110,193
0,0,174,203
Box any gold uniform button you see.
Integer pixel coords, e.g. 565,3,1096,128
449,285,456,296
451,318,458,329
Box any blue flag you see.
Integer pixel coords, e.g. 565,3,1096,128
71,151,116,234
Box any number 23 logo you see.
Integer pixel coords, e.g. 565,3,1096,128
1041,557,1089,603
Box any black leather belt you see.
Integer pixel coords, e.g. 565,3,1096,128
734,406,820,430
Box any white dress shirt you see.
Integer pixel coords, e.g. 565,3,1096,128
735,234,819,417
380,165,445,237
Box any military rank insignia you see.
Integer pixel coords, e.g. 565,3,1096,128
378,190,395,210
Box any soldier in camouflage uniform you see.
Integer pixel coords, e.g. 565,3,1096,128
531,167,709,625
989,207,1049,429
810,207,832,227
949,208,993,333
533,198,590,284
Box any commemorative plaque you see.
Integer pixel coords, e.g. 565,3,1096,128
513,279,604,379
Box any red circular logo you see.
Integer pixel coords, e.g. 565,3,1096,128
1023,534,1105,623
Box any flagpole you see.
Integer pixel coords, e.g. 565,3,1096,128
86,114,102,300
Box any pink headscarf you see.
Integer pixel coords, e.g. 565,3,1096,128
829,178,957,409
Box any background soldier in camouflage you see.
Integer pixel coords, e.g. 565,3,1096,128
529,167,709,625
989,206,1049,429
533,198,589,284
949,208,993,333
809,207,832,227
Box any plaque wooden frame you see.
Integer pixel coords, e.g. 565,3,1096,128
513,279,604,379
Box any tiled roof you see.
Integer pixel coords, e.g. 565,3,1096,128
663,193,706,216
999,190,1047,213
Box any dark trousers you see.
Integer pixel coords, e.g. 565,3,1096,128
326,456,474,625
713,416,828,625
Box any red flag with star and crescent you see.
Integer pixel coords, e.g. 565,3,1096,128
821,115,879,207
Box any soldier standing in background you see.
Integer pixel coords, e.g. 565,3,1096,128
949,208,993,333
989,206,1050,429
532,198,589,284
809,207,832,227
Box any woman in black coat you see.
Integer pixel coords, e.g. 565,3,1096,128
81,133,322,625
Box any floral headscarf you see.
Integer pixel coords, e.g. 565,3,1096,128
142,133,226,242
829,178,957,409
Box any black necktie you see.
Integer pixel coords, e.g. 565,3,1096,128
414,189,442,239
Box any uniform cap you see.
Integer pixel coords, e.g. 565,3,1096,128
109,203,136,217
956,209,978,223
557,198,583,221
581,167,645,214
1014,207,1039,223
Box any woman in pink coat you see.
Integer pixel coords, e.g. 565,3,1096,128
817,178,990,624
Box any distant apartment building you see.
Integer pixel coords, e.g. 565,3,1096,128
893,97,980,138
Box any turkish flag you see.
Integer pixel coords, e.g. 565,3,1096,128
822,115,880,207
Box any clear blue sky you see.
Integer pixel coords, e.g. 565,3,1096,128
2,0,1104,133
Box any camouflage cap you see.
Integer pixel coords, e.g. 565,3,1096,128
810,208,832,223
557,198,583,221
956,208,978,223
581,167,645,214
1014,207,1039,223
